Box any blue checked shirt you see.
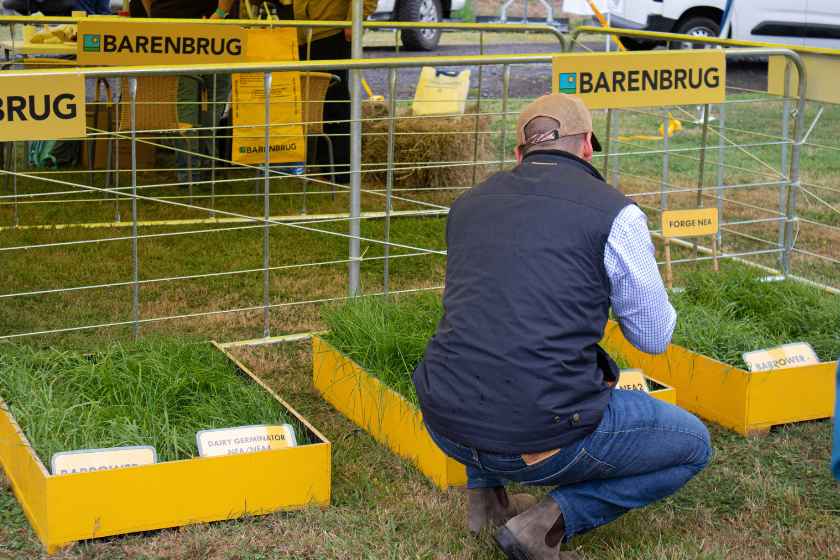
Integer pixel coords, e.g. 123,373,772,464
605,204,677,354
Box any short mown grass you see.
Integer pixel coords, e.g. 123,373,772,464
0,338,307,465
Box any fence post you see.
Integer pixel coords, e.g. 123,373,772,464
348,0,364,296
263,71,273,338
693,103,711,257
499,64,511,171
129,77,140,339
384,68,397,296
662,110,672,288
610,110,621,187
471,31,485,185
716,103,726,253
783,68,806,277
778,62,792,270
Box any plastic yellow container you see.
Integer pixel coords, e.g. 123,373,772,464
0,342,331,553
312,336,677,489
601,321,838,435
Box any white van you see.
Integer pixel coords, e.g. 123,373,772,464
610,0,840,50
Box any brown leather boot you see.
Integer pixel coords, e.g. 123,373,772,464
494,496,581,559
467,487,538,534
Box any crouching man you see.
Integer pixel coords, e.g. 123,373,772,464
412,94,712,559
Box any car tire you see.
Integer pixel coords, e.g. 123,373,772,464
398,0,443,51
670,16,721,49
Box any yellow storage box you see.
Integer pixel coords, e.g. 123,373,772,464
0,342,331,554
312,336,677,490
602,321,838,436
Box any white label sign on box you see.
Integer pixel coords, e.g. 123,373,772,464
616,369,650,392
742,342,820,372
196,424,297,458
51,445,157,476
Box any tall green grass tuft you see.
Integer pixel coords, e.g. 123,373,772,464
0,338,308,465
671,265,840,368
322,294,443,404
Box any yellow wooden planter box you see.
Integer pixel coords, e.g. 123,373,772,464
312,336,677,490
602,321,838,436
0,342,331,554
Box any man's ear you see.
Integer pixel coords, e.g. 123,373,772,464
515,145,523,164
582,132,594,162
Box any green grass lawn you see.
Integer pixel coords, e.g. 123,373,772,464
2,342,836,559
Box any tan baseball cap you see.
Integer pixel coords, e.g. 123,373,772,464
516,93,602,152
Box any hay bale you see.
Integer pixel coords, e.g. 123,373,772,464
362,101,494,189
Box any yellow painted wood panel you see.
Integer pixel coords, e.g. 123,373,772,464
601,320,838,435
0,403,50,547
46,443,330,545
746,363,837,430
312,337,467,490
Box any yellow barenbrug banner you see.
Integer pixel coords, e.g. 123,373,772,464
552,50,726,109
77,21,248,65
231,71,306,165
661,207,719,238
76,21,298,66
768,53,840,105
0,75,86,141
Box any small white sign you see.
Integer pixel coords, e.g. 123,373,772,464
196,424,297,458
743,343,820,372
616,369,650,392
51,446,157,476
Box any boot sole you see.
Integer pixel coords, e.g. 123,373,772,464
494,526,531,560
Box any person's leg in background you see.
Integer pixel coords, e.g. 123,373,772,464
197,73,232,182
496,390,711,559
175,75,202,186
427,428,538,535
301,32,351,186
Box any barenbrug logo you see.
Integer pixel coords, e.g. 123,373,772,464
558,72,577,94
99,34,242,56
578,67,721,94
82,34,101,53
0,94,78,122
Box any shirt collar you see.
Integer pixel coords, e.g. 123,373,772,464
521,150,605,182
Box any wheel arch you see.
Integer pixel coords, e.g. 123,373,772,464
675,6,725,31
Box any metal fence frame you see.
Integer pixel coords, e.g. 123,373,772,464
0,46,817,345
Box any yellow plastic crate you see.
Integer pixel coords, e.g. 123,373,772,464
0,342,331,554
312,336,677,490
602,321,838,435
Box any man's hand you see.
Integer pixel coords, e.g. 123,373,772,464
344,28,353,41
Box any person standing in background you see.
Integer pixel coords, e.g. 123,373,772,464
72,0,110,14
295,0,377,186
145,0,238,183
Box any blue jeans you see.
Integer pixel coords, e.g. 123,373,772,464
427,389,712,541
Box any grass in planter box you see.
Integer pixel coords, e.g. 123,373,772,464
322,294,633,403
0,338,308,466
322,293,443,405
670,265,840,369
324,264,840,399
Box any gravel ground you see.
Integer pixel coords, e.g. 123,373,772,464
362,36,769,101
